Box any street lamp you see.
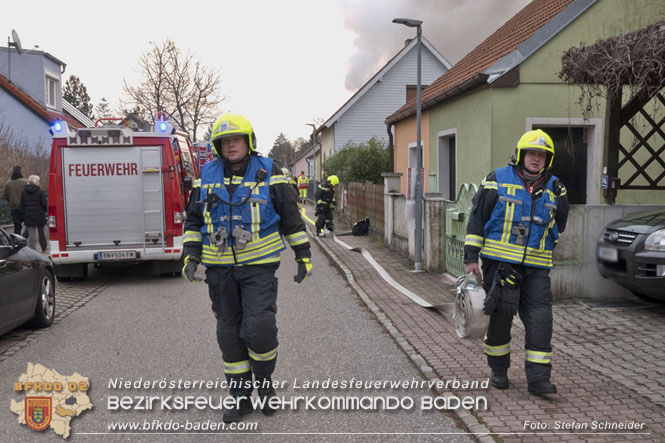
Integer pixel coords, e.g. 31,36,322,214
393,17,424,272
306,122,317,182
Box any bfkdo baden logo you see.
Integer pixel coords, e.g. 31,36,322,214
11,363,92,439
25,397,52,431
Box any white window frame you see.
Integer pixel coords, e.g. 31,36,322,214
408,141,424,170
45,75,58,109
526,117,602,205
436,128,457,200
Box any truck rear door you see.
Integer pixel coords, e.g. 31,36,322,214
62,146,164,249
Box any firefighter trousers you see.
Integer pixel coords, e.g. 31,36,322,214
205,263,279,396
481,258,553,383
315,206,334,233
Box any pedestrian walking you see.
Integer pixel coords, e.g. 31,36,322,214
2,165,29,235
20,175,48,252
297,171,309,204
314,175,338,236
181,112,312,423
464,129,569,395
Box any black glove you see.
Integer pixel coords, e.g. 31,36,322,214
498,269,521,315
483,274,501,315
182,255,201,282
293,258,312,283
483,263,521,315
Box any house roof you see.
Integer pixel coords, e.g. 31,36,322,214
0,47,67,73
0,72,83,129
62,99,94,127
320,35,451,132
386,0,596,125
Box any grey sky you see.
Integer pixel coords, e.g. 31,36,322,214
3,0,530,154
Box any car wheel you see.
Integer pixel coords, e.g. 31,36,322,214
630,290,664,304
29,271,56,328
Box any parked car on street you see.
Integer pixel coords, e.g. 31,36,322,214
0,227,55,336
597,208,665,301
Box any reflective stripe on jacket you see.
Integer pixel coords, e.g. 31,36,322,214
199,156,285,266
297,175,309,189
480,166,560,268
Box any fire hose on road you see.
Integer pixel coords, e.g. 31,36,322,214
300,208,488,339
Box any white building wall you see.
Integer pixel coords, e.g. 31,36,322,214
333,46,447,152
0,90,51,151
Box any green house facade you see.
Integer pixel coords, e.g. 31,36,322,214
387,0,665,298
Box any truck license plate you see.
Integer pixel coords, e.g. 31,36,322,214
98,250,136,261
597,246,618,263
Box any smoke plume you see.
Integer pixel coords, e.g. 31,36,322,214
340,0,531,91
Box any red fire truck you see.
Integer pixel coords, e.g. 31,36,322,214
47,117,197,281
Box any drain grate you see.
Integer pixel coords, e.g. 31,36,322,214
578,298,653,308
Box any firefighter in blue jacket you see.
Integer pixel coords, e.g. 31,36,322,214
464,129,569,395
182,112,312,422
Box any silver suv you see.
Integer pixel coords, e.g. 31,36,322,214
597,208,665,301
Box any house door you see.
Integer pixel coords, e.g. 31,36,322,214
437,135,456,200
534,126,588,204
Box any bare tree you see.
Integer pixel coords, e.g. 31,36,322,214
123,39,224,141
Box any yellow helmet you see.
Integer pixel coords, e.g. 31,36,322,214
211,112,257,156
327,175,339,186
515,129,555,169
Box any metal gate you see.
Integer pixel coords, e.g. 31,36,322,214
444,184,478,277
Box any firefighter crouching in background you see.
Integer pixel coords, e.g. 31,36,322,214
314,175,338,236
297,171,309,205
182,112,312,422
463,129,569,395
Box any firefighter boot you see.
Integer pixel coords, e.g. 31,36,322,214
223,396,253,423
259,386,277,416
528,380,557,395
490,369,509,389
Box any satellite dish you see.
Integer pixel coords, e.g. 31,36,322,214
11,29,23,55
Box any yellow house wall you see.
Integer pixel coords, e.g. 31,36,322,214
393,110,430,195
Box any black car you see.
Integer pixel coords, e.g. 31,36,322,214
597,208,665,301
0,228,55,336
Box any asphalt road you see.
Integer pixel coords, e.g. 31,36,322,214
1,243,473,442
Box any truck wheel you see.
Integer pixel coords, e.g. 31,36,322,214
29,270,56,328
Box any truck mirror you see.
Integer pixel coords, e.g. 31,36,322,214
183,176,193,192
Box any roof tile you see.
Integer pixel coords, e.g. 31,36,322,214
0,72,82,129
387,0,575,123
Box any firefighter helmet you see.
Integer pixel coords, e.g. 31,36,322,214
281,167,290,177
327,175,339,186
515,129,555,170
211,112,257,157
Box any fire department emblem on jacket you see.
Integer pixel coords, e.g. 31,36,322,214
25,397,52,431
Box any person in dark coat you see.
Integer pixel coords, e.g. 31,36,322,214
2,165,28,235
20,175,48,252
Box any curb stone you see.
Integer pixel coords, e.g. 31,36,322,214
307,225,491,441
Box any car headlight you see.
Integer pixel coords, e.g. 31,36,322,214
645,229,665,251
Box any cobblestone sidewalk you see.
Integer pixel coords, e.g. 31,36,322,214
305,205,665,442
0,266,126,361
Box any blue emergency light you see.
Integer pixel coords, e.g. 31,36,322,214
159,121,168,132
53,121,63,132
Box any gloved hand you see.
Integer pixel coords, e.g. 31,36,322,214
293,258,313,283
483,263,521,315
182,255,202,282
